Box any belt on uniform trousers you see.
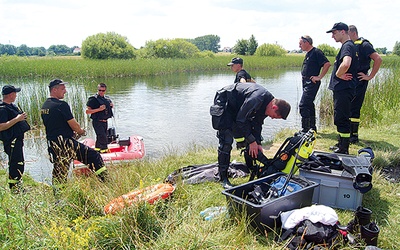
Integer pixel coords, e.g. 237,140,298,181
98,120,107,122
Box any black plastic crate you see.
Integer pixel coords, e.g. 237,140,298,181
222,172,318,232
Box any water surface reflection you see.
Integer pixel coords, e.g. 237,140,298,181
2,69,315,182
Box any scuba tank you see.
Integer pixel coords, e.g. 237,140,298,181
281,129,316,174
252,129,316,179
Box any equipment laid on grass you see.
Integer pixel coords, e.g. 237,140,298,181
222,172,318,232
104,183,175,215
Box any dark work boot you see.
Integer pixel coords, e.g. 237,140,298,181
350,121,360,144
347,206,372,234
361,222,380,246
301,117,311,133
218,165,233,189
310,116,317,133
333,136,350,154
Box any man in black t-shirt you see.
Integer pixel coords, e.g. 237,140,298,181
41,79,107,184
86,83,113,151
348,25,382,143
227,57,256,83
326,22,358,154
299,35,331,132
0,85,30,193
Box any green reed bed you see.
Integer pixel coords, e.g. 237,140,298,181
14,81,88,128
319,55,400,129
0,55,304,79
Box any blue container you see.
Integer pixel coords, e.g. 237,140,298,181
222,172,318,232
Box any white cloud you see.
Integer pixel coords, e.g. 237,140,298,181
0,0,398,51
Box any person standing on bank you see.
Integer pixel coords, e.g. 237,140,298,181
299,35,331,132
326,22,358,154
348,25,382,144
0,85,30,192
41,79,107,184
227,57,256,83
211,82,291,188
86,83,114,152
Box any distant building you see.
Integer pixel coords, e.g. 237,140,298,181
73,47,81,53
222,47,232,53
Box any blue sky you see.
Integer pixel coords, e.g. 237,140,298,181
1,0,398,51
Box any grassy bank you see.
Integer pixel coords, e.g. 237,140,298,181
1,127,399,249
1,55,400,249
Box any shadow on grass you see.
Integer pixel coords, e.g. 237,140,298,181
317,131,399,152
362,185,390,227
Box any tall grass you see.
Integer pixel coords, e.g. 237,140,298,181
0,55,304,79
1,143,399,249
14,80,88,128
319,55,400,129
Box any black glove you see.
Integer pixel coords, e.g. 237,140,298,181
256,150,272,166
236,141,247,150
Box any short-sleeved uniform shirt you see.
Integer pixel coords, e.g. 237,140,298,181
301,47,330,78
41,98,74,140
234,69,252,83
329,40,358,91
355,38,376,74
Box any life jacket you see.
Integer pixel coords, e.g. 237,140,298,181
0,101,30,142
88,94,113,120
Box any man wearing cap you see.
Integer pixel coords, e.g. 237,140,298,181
41,79,107,184
326,22,358,154
348,25,382,144
227,57,256,83
210,81,291,188
299,35,331,133
0,85,30,193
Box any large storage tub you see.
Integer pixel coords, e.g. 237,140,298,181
299,151,371,210
222,172,318,232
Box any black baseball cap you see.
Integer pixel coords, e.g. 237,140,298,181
49,79,68,89
2,85,21,95
326,22,349,33
227,57,243,66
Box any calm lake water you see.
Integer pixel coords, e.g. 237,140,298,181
1,69,330,183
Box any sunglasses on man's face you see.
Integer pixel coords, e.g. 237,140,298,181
98,89,106,92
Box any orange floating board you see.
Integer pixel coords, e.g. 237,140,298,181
104,183,175,215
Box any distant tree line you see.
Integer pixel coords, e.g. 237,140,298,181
3,32,398,59
0,44,80,56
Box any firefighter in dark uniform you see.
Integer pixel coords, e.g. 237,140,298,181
86,83,114,151
211,82,291,188
227,57,256,83
326,22,358,154
299,35,331,132
0,85,30,193
41,79,107,184
348,25,382,143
